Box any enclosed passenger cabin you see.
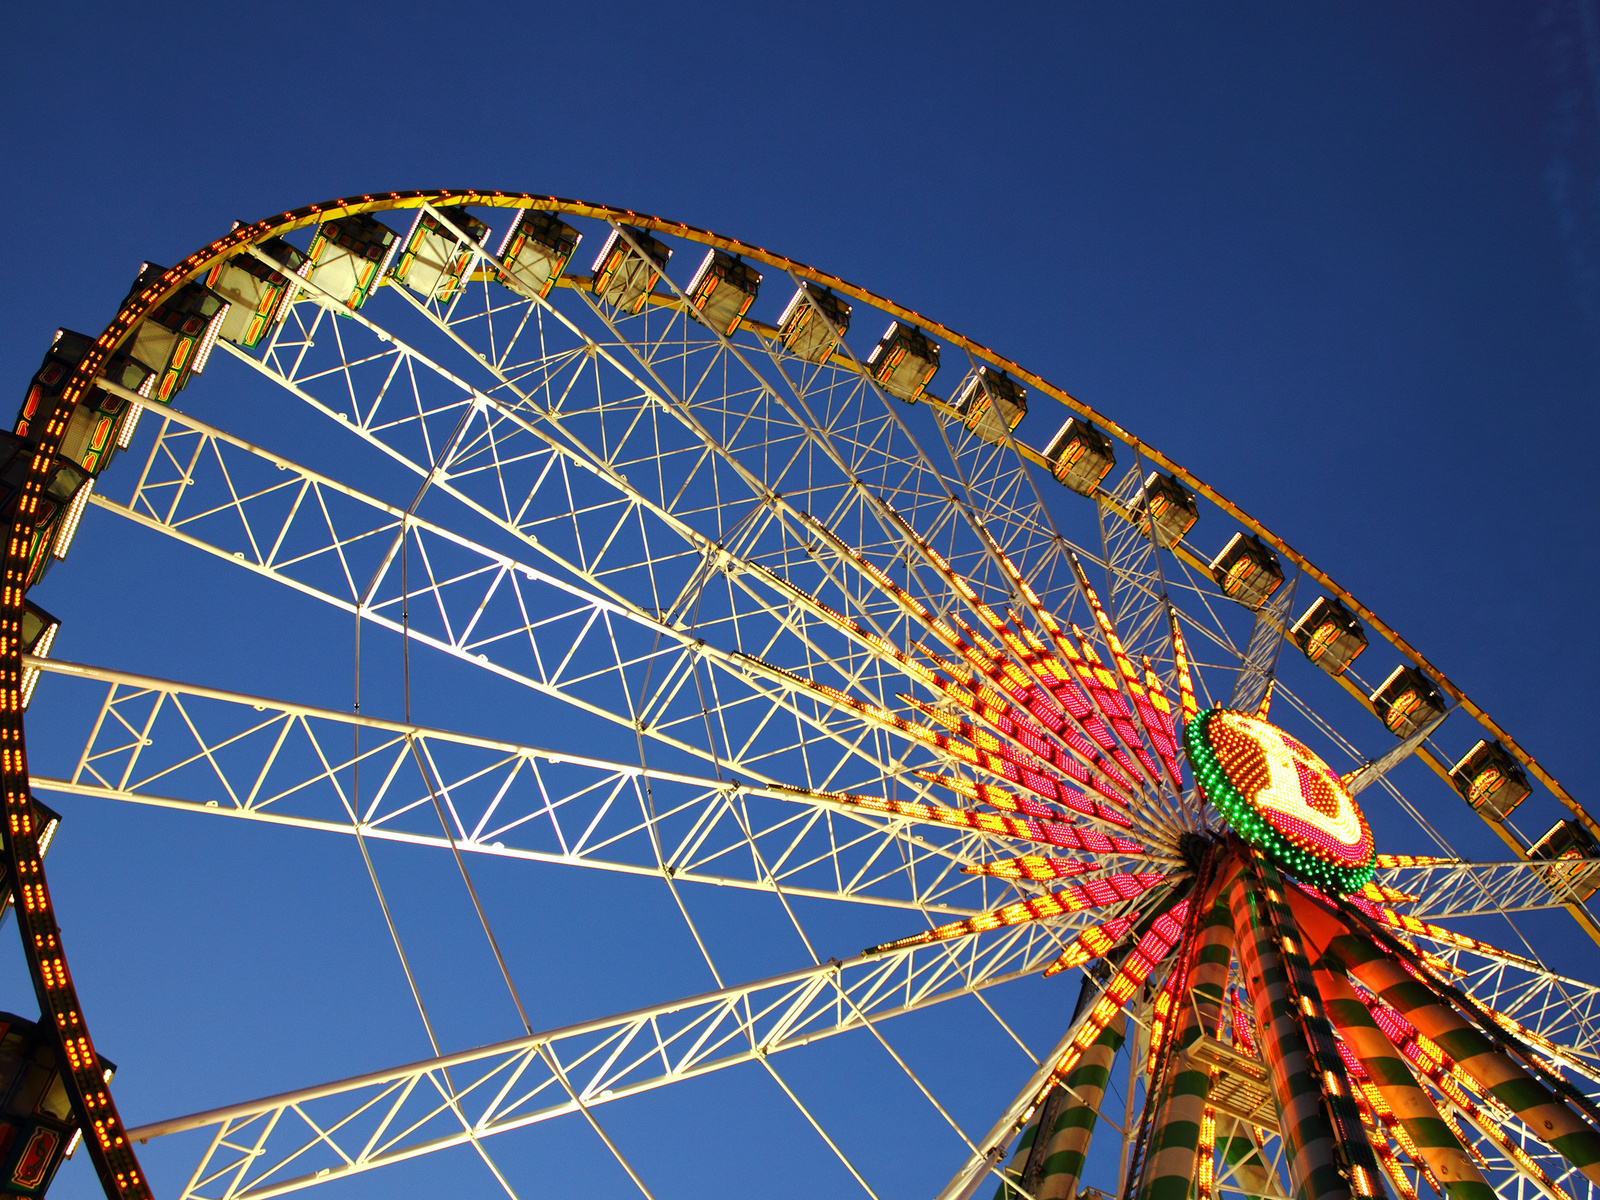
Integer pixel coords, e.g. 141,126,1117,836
777,282,850,363
496,209,581,300
0,431,93,589
0,1010,113,1198
1290,596,1367,676
1527,819,1600,901
205,237,306,348
866,322,940,402
953,367,1027,441
1209,532,1284,610
1449,740,1531,821
303,215,399,310
391,208,489,303
686,250,761,337
18,601,58,712
590,226,671,314
124,265,230,402
16,330,153,476
1131,471,1198,548
1369,665,1446,739
1043,418,1115,496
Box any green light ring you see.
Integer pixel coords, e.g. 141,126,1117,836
1185,708,1375,895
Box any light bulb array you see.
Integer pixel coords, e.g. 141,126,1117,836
1185,709,1375,894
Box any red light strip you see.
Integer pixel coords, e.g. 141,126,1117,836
1068,555,1185,790
1069,623,1165,787
961,855,1095,881
769,784,1147,856
1141,657,1183,779
1229,986,1256,1055
900,698,1134,825
1024,628,1149,787
1028,899,1190,1103
865,872,1166,954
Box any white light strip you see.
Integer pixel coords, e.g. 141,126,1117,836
63,1128,82,1160
495,207,526,258
191,304,230,375
18,667,40,711
31,621,57,661
376,228,401,282
114,402,143,450
36,817,58,858
52,477,94,560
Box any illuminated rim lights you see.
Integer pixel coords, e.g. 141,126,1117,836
1185,708,1375,893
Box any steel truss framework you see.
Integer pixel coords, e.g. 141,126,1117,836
8,192,1598,1200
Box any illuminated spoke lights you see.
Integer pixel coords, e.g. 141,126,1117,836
864,872,1164,954
1187,709,1375,893
1167,606,1200,727
1375,853,1456,868
1358,881,1420,905
1028,901,1190,1103
769,785,1146,856
961,855,1095,881
1042,914,1140,976
1339,1044,1430,1200
1068,553,1183,789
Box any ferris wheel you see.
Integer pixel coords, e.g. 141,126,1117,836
2,191,1598,1200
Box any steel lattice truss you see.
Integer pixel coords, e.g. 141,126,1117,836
14,196,1599,1200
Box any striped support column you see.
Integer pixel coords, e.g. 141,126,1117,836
1287,890,1600,1189
996,1111,1046,1200
1226,871,1349,1200
1314,964,1495,1200
994,1014,1127,1200
1137,888,1237,1200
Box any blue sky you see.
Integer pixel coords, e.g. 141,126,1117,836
2,4,1598,1199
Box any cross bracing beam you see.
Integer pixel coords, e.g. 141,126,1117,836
304,237,1120,814
92,401,964,790
123,925,1078,1200
24,655,1151,914
560,252,1184,829
91,397,1170,846
1381,858,1600,921
256,243,1093,656
1442,954,1600,1073
1226,579,1297,713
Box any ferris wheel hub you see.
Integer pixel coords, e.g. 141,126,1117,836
1185,708,1376,894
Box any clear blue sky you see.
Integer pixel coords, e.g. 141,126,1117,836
2,4,1597,1199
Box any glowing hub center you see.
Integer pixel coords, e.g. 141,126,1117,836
1185,708,1375,893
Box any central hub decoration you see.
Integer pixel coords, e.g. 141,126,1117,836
1185,708,1375,893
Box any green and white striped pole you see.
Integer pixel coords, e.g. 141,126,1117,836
995,997,1127,1200
1314,963,1494,1200
1286,888,1600,1189
1226,869,1350,1200
1136,879,1237,1200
